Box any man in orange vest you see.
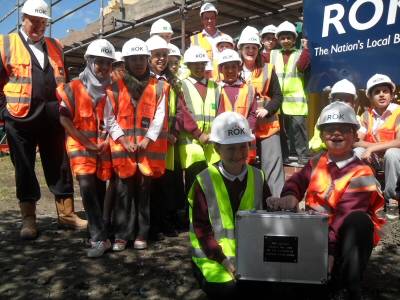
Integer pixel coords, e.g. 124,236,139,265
267,102,385,300
354,74,400,212
190,2,227,80
0,0,87,240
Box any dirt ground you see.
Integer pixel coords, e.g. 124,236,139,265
0,155,399,300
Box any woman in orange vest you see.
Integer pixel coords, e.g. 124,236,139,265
267,102,385,300
237,26,285,197
58,39,115,258
104,38,168,251
216,49,257,163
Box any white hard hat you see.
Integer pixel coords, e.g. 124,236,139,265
237,26,261,48
168,43,181,57
85,39,115,60
150,18,173,35
317,101,359,130
113,51,124,63
209,112,255,144
200,2,218,16
183,46,209,64
261,25,277,36
330,79,357,98
217,49,241,66
122,38,150,57
146,35,169,52
214,34,234,47
366,74,396,96
276,21,298,38
21,0,51,20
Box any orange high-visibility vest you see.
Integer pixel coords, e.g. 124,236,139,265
305,153,385,246
246,63,280,139
219,83,256,163
190,32,220,81
57,80,112,181
106,77,169,179
362,108,400,143
0,33,66,118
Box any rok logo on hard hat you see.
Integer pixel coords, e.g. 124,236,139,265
326,112,344,121
101,47,112,54
132,47,144,52
227,125,246,137
35,8,47,14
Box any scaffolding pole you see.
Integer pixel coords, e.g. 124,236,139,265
64,0,206,54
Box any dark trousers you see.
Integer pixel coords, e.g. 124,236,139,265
77,175,107,242
331,211,374,299
282,114,308,159
150,168,185,235
5,112,73,202
113,172,151,241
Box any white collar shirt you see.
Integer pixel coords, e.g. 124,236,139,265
20,29,45,69
218,161,248,182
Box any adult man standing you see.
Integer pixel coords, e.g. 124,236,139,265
0,0,87,240
190,2,227,80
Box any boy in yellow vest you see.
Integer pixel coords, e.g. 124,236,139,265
267,102,384,299
175,46,220,193
354,74,400,210
189,111,271,299
269,21,310,166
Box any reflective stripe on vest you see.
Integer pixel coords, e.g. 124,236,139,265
362,108,400,143
107,77,168,178
178,79,220,169
219,83,256,162
57,80,111,180
0,33,66,118
270,49,307,116
305,152,385,246
166,87,178,171
249,63,281,138
188,164,264,283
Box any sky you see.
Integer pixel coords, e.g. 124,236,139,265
0,0,101,39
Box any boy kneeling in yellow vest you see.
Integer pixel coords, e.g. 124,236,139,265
189,112,271,298
267,101,385,299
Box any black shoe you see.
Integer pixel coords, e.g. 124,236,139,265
163,228,178,237
283,158,291,165
149,231,164,241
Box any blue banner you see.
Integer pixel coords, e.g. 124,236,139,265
304,0,400,92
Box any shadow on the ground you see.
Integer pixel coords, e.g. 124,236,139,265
0,209,205,299
1,209,399,300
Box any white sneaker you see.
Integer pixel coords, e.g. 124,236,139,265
133,239,147,250
112,239,127,252
87,239,111,258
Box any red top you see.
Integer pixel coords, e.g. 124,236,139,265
217,83,257,131
281,156,380,255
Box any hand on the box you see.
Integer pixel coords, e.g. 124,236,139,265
221,258,236,280
266,195,298,211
